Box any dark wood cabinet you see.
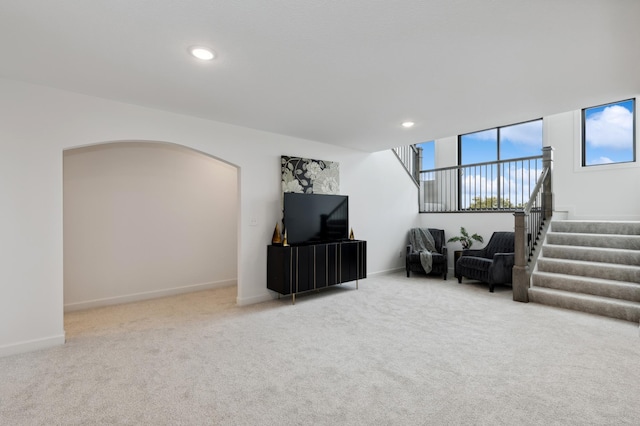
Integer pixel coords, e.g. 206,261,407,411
267,240,366,303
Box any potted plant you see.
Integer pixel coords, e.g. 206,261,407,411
448,227,483,249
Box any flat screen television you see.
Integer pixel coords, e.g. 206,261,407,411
283,192,349,246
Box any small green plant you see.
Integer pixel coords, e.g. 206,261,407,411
448,227,483,249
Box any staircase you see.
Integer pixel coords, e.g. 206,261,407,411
392,145,420,186
529,220,640,322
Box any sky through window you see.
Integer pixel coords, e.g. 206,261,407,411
583,99,635,166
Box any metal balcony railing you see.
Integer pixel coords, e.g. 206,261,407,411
418,155,544,213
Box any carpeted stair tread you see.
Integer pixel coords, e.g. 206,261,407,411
528,286,640,322
551,220,640,235
529,219,640,322
541,244,640,266
531,271,640,302
546,232,640,250
536,257,640,283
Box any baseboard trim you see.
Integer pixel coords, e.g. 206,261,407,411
236,292,274,306
64,279,237,312
0,333,66,358
369,267,404,277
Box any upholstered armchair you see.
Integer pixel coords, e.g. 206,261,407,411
406,228,448,280
455,231,515,292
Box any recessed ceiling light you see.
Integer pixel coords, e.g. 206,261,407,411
189,46,215,61
401,121,415,128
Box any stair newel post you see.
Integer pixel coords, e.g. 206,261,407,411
513,211,529,302
542,146,554,220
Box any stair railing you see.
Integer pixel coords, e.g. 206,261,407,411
513,146,554,302
392,145,421,186
418,155,544,212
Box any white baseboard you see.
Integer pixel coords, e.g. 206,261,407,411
64,279,237,312
369,267,404,277
0,333,66,358
236,292,274,306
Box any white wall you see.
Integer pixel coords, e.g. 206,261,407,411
0,78,418,356
435,136,458,168
63,142,238,310
341,150,422,270
547,107,640,221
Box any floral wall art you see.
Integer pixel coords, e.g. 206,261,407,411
281,156,340,194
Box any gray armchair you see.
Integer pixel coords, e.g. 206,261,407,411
455,231,515,292
406,228,448,280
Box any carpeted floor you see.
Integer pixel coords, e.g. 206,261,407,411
1,272,639,425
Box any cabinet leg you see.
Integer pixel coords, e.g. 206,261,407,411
292,292,295,305
356,279,359,290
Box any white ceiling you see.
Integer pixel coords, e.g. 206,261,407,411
1,1,638,152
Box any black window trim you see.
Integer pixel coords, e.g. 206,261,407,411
581,98,636,168
457,117,543,166
456,118,543,210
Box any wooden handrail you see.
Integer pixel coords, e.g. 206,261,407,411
523,167,549,215
512,146,553,303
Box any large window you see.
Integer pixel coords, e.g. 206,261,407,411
460,129,497,165
582,99,635,167
459,119,543,165
457,119,543,210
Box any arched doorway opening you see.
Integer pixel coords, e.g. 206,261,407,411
63,141,239,311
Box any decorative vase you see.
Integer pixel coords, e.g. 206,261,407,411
349,228,355,240
271,223,282,245
283,229,289,246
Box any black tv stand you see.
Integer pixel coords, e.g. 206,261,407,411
267,240,367,303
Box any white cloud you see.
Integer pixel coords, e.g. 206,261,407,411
460,166,544,207
463,121,542,148
585,105,633,149
589,156,614,165
466,129,496,141
501,120,543,147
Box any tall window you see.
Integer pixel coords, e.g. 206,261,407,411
459,119,543,165
582,99,635,167
460,129,497,165
457,119,543,210
500,120,544,160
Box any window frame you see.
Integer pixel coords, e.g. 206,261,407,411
581,98,636,168
456,118,543,211
457,118,543,166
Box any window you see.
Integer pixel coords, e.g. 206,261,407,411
582,99,635,167
500,120,544,160
457,119,543,210
416,140,434,171
459,119,543,165
460,129,497,165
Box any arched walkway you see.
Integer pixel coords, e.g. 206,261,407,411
63,140,240,311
